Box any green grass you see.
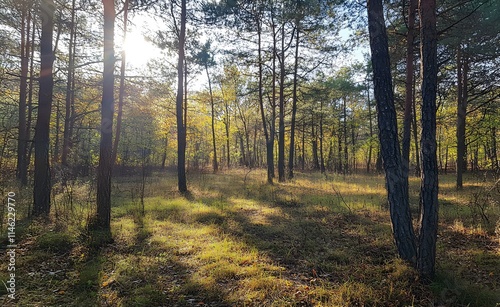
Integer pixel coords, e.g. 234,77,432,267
1,169,499,306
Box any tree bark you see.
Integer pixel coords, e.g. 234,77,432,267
62,0,77,167
33,0,55,217
176,0,187,192
288,26,300,179
278,22,286,182
418,0,439,282
17,1,29,186
112,0,129,167
96,0,115,229
456,46,468,189
367,0,417,266
402,0,417,184
207,64,218,172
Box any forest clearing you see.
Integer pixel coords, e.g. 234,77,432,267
1,0,500,305
1,169,499,306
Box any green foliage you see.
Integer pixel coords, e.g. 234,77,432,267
36,231,74,254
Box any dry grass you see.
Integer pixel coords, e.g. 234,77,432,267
1,169,499,306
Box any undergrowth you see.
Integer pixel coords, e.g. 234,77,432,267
1,169,499,306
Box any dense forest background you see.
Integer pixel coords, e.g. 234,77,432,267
0,0,499,305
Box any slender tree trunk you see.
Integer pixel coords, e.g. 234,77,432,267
418,0,439,282
412,78,421,176
54,101,60,163
176,0,187,192
26,13,35,176
33,0,55,217
301,121,305,170
278,22,286,182
269,17,277,182
367,0,417,266
491,126,498,171
112,0,129,167
312,122,320,170
456,47,468,189
17,2,29,186
319,101,326,173
402,0,417,186
62,0,76,167
206,65,218,172
96,0,115,230
343,96,348,174
256,16,272,184
288,26,300,179
367,76,373,173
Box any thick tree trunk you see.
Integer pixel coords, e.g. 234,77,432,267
367,0,417,265
418,0,439,282
33,0,55,217
176,0,187,192
96,0,115,229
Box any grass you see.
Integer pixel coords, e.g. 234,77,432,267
1,169,499,306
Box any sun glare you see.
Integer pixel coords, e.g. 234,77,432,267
122,30,160,68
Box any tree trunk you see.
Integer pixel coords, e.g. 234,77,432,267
176,0,187,192
418,0,439,282
319,101,325,173
62,0,77,167
278,22,286,182
491,126,498,171
17,2,29,186
412,80,421,176
256,15,272,184
402,0,417,185
343,96,348,174
456,47,468,189
367,0,417,265
207,65,218,172
33,0,55,217
367,76,373,173
96,0,115,229
288,26,300,179
112,0,129,167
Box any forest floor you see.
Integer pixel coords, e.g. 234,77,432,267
1,169,500,306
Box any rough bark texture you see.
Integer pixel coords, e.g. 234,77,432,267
176,0,187,192
33,0,55,216
367,0,417,265
418,0,439,282
96,0,115,229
